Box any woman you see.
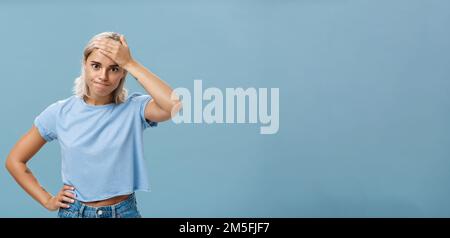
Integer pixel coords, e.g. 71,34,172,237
5,32,181,218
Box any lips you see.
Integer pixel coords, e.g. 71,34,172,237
93,81,109,87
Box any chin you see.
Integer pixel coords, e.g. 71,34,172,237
96,90,113,96
88,86,111,96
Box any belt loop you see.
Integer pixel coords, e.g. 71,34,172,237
112,204,116,218
79,204,86,218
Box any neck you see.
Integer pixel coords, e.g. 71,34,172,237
84,94,113,105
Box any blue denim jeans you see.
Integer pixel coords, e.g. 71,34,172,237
57,193,141,218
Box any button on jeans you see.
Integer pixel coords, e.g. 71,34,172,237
57,193,142,218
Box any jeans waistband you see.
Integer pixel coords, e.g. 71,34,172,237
65,193,136,214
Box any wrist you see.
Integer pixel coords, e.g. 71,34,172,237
42,194,53,210
123,59,137,71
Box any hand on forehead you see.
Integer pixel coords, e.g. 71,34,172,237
90,35,131,67
94,38,121,46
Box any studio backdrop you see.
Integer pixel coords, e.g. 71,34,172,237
1,0,450,217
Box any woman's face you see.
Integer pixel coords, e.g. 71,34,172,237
84,48,125,98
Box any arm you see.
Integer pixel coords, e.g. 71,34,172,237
125,60,182,122
93,35,182,122
5,125,75,211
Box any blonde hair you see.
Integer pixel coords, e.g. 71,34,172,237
73,32,128,104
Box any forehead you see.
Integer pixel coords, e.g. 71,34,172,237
86,49,117,66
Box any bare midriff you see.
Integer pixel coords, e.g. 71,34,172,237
82,194,130,207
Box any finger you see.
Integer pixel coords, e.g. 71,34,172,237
61,196,75,204
63,185,75,191
59,202,70,208
95,39,120,48
120,35,128,47
98,49,114,59
98,41,119,49
58,194,73,204
94,43,115,53
64,191,77,199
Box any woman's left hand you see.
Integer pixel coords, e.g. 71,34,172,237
93,35,133,69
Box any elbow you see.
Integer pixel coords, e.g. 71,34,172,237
169,100,182,115
5,155,23,174
5,156,14,174
168,90,182,115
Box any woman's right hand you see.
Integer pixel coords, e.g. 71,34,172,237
44,185,76,211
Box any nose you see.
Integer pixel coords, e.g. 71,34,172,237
97,68,108,81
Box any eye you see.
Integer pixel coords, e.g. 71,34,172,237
111,67,120,72
91,64,100,70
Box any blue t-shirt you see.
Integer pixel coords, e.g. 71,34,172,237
34,92,157,202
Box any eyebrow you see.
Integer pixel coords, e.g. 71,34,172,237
90,61,119,68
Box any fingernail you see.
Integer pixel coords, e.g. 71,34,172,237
71,200,75,203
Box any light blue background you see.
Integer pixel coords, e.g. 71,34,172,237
1,0,449,217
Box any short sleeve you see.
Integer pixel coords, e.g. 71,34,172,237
34,102,59,142
129,93,158,130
